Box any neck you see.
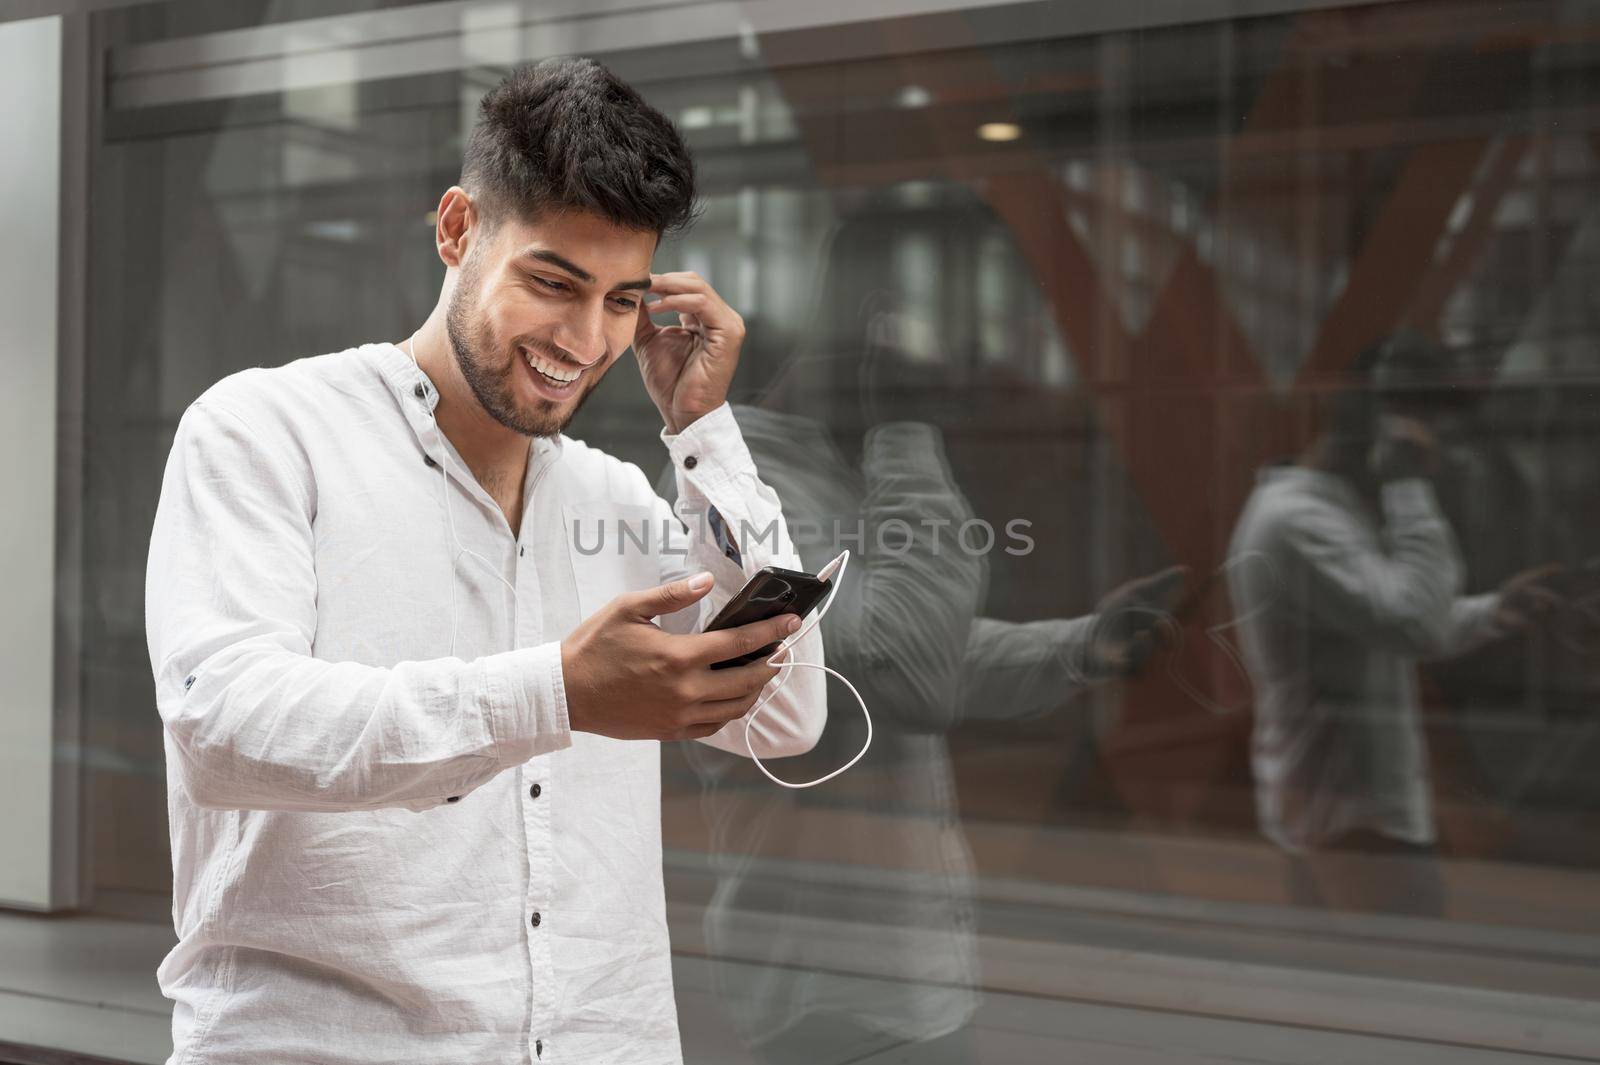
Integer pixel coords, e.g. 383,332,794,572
402,307,530,491
1299,436,1331,471
1301,434,1379,505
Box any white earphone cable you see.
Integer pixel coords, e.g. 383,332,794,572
408,336,519,659
740,549,872,789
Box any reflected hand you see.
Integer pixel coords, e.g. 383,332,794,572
634,271,745,433
1552,568,1600,654
1493,563,1564,633
1084,566,1190,678
1371,414,1440,481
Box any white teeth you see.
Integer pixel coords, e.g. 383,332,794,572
524,348,580,384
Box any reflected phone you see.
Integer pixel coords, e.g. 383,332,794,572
704,565,833,669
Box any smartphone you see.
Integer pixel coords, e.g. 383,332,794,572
704,565,833,669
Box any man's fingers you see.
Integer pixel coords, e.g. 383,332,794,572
1135,565,1190,604
648,273,742,334
624,572,716,620
633,296,659,346
1102,565,1189,616
1520,563,1565,585
687,613,801,666
647,294,741,339
1523,586,1563,611
648,271,711,293
643,293,710,317
675,721,727,741
690,658,783,702
1505,564,1566,615
688,691,766,727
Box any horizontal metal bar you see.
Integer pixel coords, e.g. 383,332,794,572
107,0,1404,111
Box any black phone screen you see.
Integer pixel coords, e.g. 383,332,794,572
704,566,831,669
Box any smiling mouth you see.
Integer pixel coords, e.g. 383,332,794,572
522,346,583,389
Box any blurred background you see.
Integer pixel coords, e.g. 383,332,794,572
1,0,1598,1062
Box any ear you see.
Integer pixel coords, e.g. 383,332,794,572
435,187,478,270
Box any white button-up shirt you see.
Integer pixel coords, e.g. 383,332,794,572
143,342,826,1065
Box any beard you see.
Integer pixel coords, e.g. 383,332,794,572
444,254,601,438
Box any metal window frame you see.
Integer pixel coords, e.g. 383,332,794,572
0,11,88,914
94,0,1401,111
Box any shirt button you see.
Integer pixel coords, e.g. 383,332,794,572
535,1039,543,1058
423,454,438,468
519,545,526,557
529,783,542,800
530,912,542,928
683,455,697,469
183,675,196,692
413,383,425,399
446,796,460,803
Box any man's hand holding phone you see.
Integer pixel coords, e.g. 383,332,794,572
560,572,800,742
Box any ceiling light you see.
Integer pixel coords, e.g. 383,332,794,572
680,105,715,130
896,85,932,109
978,122,1022,142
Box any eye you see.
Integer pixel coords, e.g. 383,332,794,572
532,275,567,293
611,297,639,310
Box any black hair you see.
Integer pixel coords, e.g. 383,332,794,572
1316,330,1481,476
461,56,699,238
1366,329,1479,419
1324,337,1389,445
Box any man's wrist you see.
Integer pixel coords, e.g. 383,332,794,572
661,401,739,445
667,406,716,434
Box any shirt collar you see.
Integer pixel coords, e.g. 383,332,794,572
370,341,566,460
1259,463,1364,509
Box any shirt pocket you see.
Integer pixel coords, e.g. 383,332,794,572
563,499,664,621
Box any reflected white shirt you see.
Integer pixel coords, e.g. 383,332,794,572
143,342,825,1065
673,408,1097,1047
1227,467,1499,852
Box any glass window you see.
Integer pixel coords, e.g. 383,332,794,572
9,0,1598,1061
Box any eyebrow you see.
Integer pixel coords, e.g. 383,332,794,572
515,248,652,291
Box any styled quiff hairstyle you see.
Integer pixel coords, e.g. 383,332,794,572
460,56,699,238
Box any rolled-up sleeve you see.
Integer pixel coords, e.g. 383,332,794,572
145,399,570,813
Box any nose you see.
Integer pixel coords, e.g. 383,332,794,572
553,302,609,367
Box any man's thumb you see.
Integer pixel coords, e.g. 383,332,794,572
633,571,716,619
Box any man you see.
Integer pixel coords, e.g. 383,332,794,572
1226,332,1558,914
143,57,825,1064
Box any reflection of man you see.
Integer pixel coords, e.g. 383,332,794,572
1227,333,1558,914
144,59,824,1065
666,399,1183,1062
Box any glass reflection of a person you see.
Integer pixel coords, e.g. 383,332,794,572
658,242,1183,1061
1226,332,1559,916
